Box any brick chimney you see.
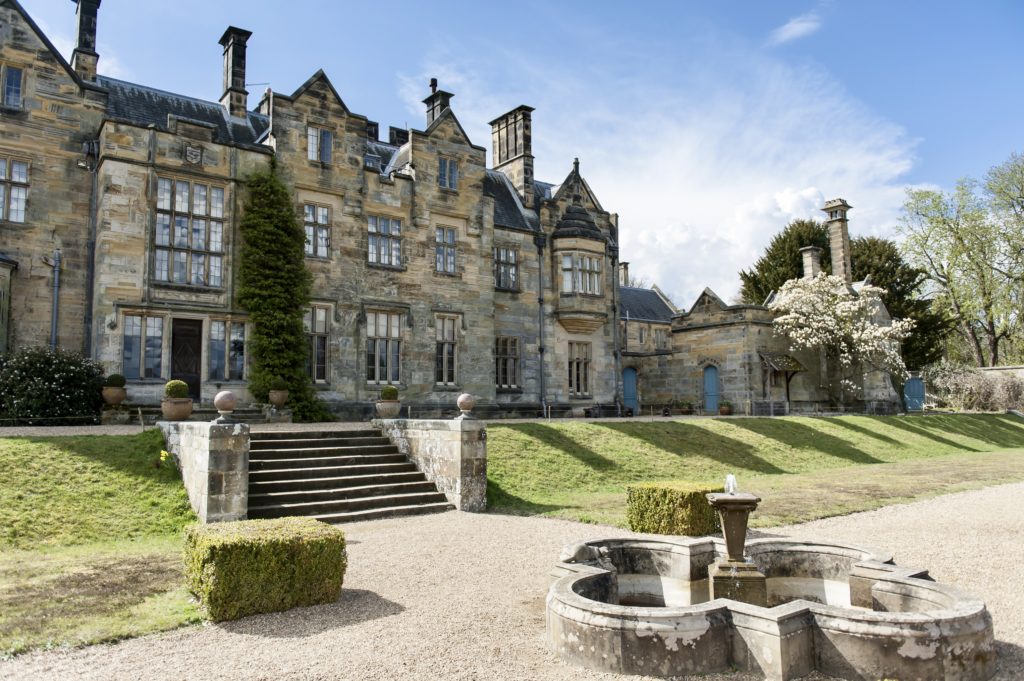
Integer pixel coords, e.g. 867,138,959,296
71,0,101,82
489,105,535,208
799,246,822,280
822,198,853,285
422,78,454,127
219,27,252,119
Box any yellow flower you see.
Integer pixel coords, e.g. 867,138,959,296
160,450,170,462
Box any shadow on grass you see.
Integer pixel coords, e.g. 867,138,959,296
880,418,981,452
597,421,788,475
724,418,882,465
496,423,620,471
826,417,904,446
20,430,172,482
227,588,404,638
900,413,1024,449
486,479,566,516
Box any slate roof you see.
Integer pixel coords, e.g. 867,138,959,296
96,76,270,150
620,286,675,323
366,140,398,170
760,351,806,373
484,170,539,232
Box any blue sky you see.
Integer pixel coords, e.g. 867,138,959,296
22,0,1024,305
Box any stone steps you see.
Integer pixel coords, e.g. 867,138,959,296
247,429,452,523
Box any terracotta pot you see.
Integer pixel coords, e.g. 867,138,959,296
102,386,127,406
161,397,194,421
375,400,401,419
719,405,733,416
268,389,289,408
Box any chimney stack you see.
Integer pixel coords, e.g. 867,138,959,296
619,262,630,287
219,27,252,119
799,246,822,280
389,126,409,147
489,105,536,208
71,0,101,82
422,78,454,127
822,198,853,285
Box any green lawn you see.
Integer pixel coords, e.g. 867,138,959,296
486,414,1024,525
0,430,199,657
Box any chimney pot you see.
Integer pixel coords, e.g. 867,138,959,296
71,0,101,82
219,26,253,119
422,85,454,127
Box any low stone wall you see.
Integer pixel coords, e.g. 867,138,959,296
159,421,249,523
373,418,486,512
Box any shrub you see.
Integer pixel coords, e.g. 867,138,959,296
379,385,399,400
164,380,190,399
0,347,104,426
104,373,127,388
927,361,1024,411
183,517,347,622
269,376,289,391
626,482,723,535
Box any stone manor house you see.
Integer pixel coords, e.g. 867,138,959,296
0,0,899,418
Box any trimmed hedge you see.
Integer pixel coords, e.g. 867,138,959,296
184,517,347,621
626,482,723,535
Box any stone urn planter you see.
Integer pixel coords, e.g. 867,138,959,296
718,401,733,416
268,390,289,408
102,373,127,406
161,379,193,421
375,385,401,419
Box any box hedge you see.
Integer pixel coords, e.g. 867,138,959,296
626,482,724,535
184,517,347,621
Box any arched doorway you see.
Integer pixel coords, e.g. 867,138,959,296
703,365,720,412
623,368,638,416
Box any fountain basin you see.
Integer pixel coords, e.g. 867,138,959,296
547,536,994,680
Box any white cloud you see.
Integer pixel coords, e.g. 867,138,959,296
34,17,131,80
767,12,823,47
397,27,918,309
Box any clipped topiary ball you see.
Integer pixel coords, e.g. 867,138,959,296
164,379,190,399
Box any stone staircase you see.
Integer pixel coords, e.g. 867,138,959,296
246,429,453,523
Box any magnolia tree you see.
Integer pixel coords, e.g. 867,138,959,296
768,274,915,403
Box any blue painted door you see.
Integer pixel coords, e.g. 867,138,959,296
904,377,925,411
703,365,720,412
623,368,638,416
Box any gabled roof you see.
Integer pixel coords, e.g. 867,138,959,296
484,170,539,232
97,76,270,149
620,286,675,323
284,69,350,114
421,106,485,151
7,0,104,93
549,159,604,213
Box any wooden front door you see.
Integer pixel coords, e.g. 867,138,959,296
171,319,203,399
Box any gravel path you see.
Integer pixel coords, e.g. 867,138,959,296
2,484,1022,681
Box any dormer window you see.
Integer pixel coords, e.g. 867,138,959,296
364,153,381,171
307,126,332,164
438,157,458,190
2,66,22,109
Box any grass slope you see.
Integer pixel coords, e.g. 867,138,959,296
0,429,194,549
0,430,198,657
487,414,1024,525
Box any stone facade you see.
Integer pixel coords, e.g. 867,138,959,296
159,420,249,523
0,1,620,418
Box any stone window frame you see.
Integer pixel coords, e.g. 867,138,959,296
0,266,12,354
1,64,23,110
304,305,331,384
367,215,403,268
560,252,602,296
494,336,521,390
153,176,226,288
208,319,246,382
435,314,459,386
306,125,333,164
638,325,647,345
303,203,331,259
568,341,592,398
493,246,519,291
655,327,668,350
435,226,458,275
122,313,165,380
0,156,29,224
438,155,458,191
366,309,403,386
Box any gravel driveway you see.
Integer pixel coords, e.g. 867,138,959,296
2,483,1022,681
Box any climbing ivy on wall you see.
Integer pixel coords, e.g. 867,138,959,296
237,160,330,422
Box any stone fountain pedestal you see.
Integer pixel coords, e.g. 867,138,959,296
707,491,767,607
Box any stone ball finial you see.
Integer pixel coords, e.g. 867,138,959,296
213,391,237,423
456,393,475,419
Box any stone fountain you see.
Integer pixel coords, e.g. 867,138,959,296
546,474,996,680
706,474,766,607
